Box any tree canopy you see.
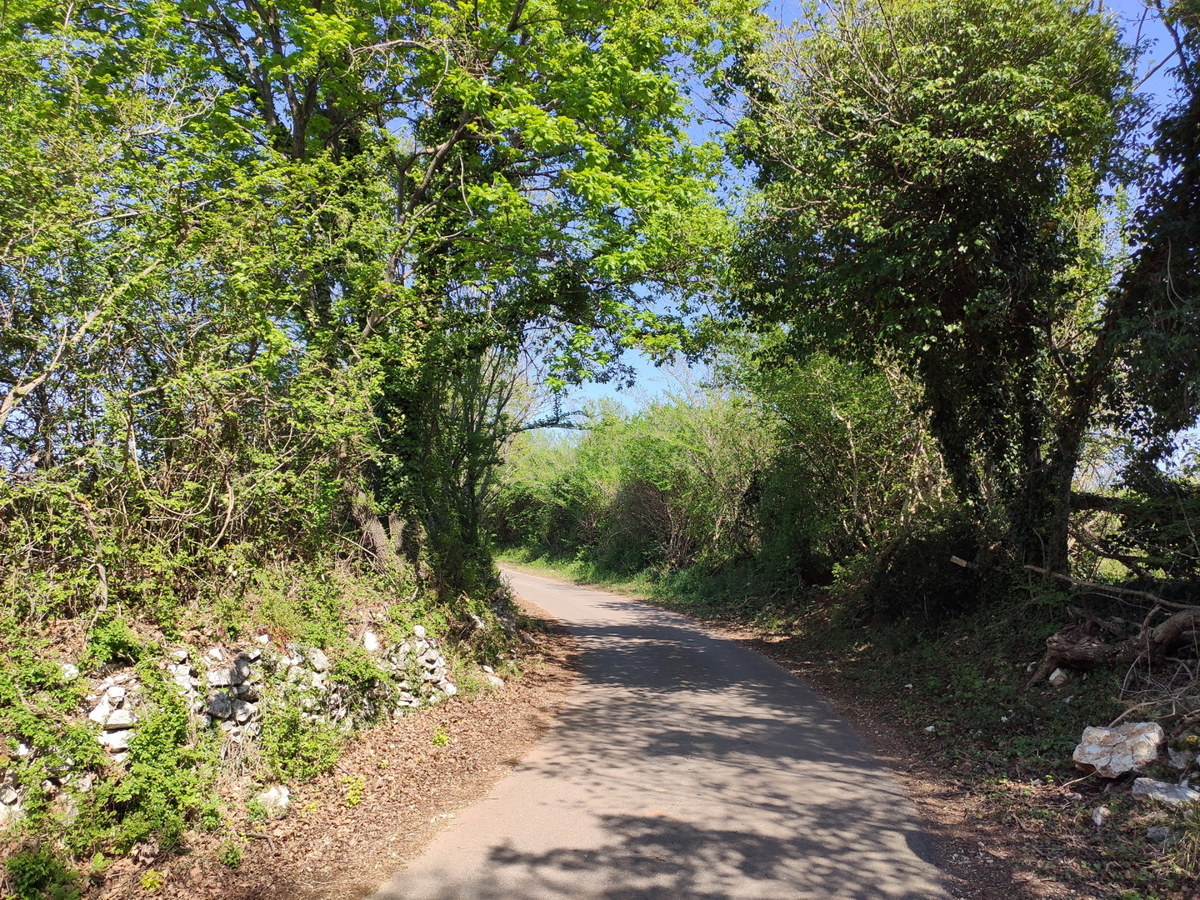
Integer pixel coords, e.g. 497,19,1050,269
731,0,1200,571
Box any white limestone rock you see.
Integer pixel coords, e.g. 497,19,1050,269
207,693,233,719
0,803,23,829
104,708,136,730
1072,723,1164,778
308,648,330,672
1169,747,1195,771
362,631,380,653
98,730,132,752
88,694,113,725
1132,777,1200,806
256,785,290,819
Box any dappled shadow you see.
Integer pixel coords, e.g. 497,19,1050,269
371,570,947,900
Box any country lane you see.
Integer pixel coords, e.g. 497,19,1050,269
370,567,950,900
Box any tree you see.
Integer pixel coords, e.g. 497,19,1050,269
1,0,765,608
732,0,1200,573
107,0,762,592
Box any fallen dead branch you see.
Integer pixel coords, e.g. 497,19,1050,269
1024,568,1200,688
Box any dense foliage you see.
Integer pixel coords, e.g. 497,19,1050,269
0,0,760,623
732,0,1200,573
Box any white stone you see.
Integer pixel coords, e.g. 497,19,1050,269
1048,668,1070,687
106,684,126,705
206,647,224,662
89,694,113,725
98,730,131,752
256,785,290,819
232,700,255,724
60,663,79,682
168,649,189,663
1,787,18,805
484,674,504,689
442,681,457,697
241,647,261,663
231,658,252,683
1073,723,1164,778
1147,825,1172,843
255,633,270,645
481,665,494,674
104,709,136,730
413,625,426,638
311,672,327,691
1091,806,1109,826
1169,748,1195,771
923,725,936,733
75,773,93,793
362,631,380,653
0,803,23,829
1132,778,1200,806
207,693,233,719
207,669,233,687
15,743,28,758
308,648,330,672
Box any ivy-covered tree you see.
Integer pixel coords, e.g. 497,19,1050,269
1,0,765,610
732,0,1200,573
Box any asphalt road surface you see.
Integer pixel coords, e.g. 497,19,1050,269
372,568,949,900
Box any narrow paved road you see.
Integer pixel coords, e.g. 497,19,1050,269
372,569,949,900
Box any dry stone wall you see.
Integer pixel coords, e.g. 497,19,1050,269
0,626,464,827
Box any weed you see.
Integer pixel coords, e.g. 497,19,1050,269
259,706,341,781
139,869,165,892
6,845,81,900
217,840,242,868
84,616,145,668
1172,802,1200,873
246,799,268,823
342,774,365,807
432,727,450,747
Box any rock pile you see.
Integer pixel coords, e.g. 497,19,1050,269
0,623,475,836
88,672,141,763
196,647,264,741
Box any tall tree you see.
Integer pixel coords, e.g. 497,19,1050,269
732,0,1200,573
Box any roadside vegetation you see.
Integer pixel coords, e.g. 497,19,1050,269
4,0,1200,897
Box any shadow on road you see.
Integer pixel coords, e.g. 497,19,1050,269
371,572,947,900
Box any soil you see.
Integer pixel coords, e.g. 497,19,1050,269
86,598,579,900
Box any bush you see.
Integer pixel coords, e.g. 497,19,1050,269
6,846,81,900
864,510,987,622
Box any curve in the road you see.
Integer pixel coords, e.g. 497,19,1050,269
371,568,949,900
